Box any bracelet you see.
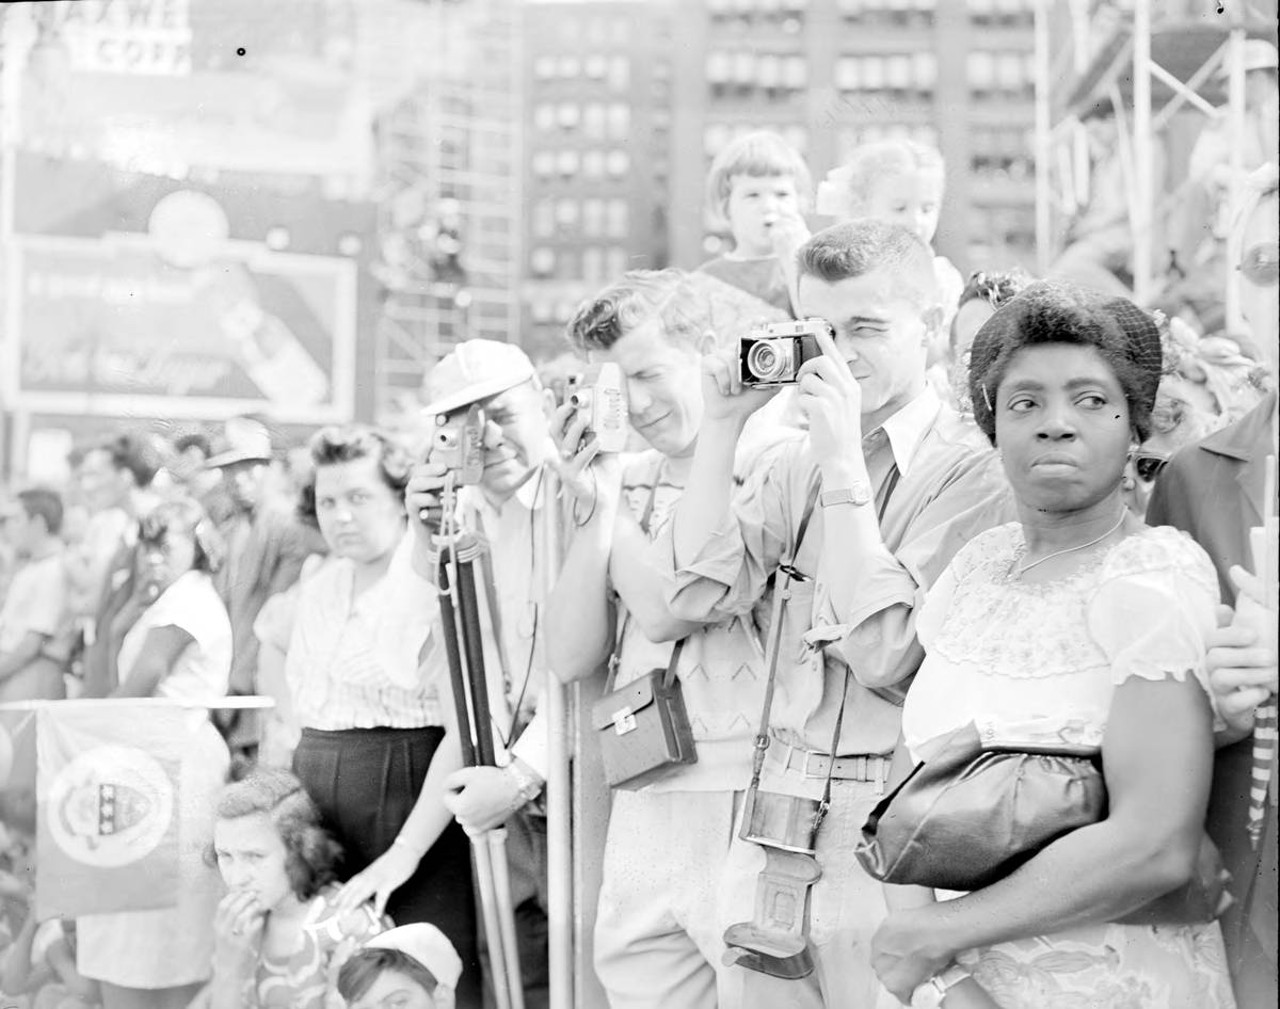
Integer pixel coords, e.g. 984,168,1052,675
391,835,427,859
505,758,545,807
572,470,598,527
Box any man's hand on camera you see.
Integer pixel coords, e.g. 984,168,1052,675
406,461,451,536
796,323,866,481
702,336,778,424
550,401,622,514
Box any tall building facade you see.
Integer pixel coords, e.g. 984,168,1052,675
662,0,1038,278
519,0,672,361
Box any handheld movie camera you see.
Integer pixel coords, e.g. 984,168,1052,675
738,319,833,388
566,362,629,454
432,403,486,485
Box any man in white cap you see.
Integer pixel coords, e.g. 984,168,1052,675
339,923,464,1009
206,417,314,756
386,339,556,1008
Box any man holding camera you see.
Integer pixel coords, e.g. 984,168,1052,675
406,339,558,1009
662,221,1012,1006
547,269,796,1009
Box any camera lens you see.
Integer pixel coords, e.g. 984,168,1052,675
747,340,789,382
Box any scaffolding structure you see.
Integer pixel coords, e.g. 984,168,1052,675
367,0,523,426
1033,0,1277,320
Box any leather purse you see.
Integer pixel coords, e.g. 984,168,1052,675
856,721,1233,925
592,637,696,790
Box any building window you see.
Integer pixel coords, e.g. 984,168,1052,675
555,198,579,230
583,246,604,283
583,198,605,237
557,150,580,178
558,56,581,78
606,199,629,238
584,103,606,140
583,150,605,179
585,55,607,80
606,247,630,277
606,150,630,177
530,247,556,277
531,300,554,324
557,103,581,130
534,104,556,131
608,56,630,91
532,151,555,179
606,104,631,140
534,57,557,80
532,199,555,238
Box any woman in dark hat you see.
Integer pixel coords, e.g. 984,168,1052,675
869,282,1235,1008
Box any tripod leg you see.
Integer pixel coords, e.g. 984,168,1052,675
488,828,527,1009
437,545,477,766
455,557,497,766
473,834,514,1009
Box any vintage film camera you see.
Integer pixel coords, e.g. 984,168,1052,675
431,402,486,485
738,319,834,388
566,362,629,454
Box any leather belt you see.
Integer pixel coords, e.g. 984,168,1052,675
766,739,892,782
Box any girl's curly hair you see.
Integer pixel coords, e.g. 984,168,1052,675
211,768,342,902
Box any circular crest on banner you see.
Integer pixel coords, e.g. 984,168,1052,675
148,190,231,270
48,746,175,868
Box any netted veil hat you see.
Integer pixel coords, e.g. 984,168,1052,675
967,280,1163,444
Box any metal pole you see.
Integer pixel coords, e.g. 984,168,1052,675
1033,0,1053,276
541,468,574,1009
1225,25,1247,332
1131,0,1153,304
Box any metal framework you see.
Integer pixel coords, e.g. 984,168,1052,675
1033,0,1274,320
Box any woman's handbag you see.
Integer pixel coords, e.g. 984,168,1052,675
856,721,1233,924
592,637,696,790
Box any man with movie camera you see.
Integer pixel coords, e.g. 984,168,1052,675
546,269,796,1009
660,221,1013,1007
402,339,559,1009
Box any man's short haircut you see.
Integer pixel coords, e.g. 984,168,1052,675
838,138,946,214
566,269,711,354
338,948,440,1003
307,425,412,504
212,768,342,902
173,431,212,457
705,130,813,225
95,432,162,489
796,220,941,310
16,488,63,537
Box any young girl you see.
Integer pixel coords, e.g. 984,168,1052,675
338,925,462,1009
202,768,387,1009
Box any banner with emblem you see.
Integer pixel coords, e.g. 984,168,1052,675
35,702,188,918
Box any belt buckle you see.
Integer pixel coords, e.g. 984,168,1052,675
800,748,827,779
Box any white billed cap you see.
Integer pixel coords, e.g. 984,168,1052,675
363,923,463,990
422,339,536,419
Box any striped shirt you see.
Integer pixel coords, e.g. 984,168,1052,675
286,533,443,731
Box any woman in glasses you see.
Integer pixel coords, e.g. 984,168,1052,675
77,498,235,1009
1147,163,1279,1008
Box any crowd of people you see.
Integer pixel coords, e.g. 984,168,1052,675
0,115,1275,1009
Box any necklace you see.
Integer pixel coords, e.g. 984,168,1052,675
1016,509,1128,577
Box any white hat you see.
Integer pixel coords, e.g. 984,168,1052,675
205,417,274,469
421,339,536,419
1217,39,1278,78
363,924,463,990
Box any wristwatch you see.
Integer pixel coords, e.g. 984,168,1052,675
910,964,972,1009
819,481,872,508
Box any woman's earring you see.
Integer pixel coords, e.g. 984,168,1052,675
981,384,993,413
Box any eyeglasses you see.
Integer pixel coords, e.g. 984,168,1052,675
1236,243,1280,288
1133,452,1170,483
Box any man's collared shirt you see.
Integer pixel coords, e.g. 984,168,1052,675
663,386,1014,756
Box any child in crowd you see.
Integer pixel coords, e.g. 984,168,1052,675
817,137,965,342
698,130,813,316
197,768,387,1009
941,269,1033,411
338,925,462,1009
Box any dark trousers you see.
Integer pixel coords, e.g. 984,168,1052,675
293,725,481,1008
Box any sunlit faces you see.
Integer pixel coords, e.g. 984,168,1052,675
314,455,406,564
223,460,268,513
212,812,296,914
77,449,132,514
470,382,553,500
994,344,1133,515
346,969,441,1009
724,173,802,258
859,171,943,245
595,319,705,458
796,268,934,429
1235,194,1279,374
139,527,197,596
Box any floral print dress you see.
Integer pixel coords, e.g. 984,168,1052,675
902,523,1236,1009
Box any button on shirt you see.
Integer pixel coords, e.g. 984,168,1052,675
662,387,1015,756
287,534,442,731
